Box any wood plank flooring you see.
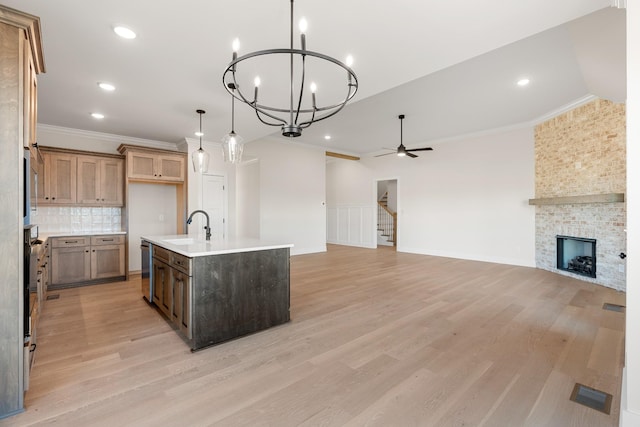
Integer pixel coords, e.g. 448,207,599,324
1,245,625,426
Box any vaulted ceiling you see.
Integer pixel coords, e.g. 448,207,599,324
3,0,626,155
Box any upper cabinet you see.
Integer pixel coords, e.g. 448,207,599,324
77,156,124,206
43,153,77,204
38,148,124,207
118,145,186,183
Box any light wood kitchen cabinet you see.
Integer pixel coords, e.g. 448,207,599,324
39,148,124,207
90,235,125,279
126,150,185,182
51,237,91,285
40,153,77,205
23,38,38,149
50,234,125,287
77,156,124,206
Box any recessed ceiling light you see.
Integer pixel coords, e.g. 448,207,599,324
195,131,204,137
324,135,331,140
517,78,530,87
98,82,115,91
113,26,136,39
91,113,105,119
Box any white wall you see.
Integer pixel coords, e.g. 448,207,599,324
128,183,177,271
622,2,640,425
236,159,260,238
243,137,327,255
326,126,536,267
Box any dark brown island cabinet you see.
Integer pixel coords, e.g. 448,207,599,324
142,235,292,351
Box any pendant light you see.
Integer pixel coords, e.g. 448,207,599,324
192,109,210,173
221,83,244,164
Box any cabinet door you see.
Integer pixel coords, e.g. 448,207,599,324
157,155,184,182
76,156,100,204
49,154,77,204
91,244,125,279
100,158,124,206
23,41,37,149
37,152,48,205
51,246,91,285
171,269,191,339
152,259,171,316
128,152,157,180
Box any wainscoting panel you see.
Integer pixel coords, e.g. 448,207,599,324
327,206,376,248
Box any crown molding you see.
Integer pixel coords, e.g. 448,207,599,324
37,124,179,151
530,94,599,125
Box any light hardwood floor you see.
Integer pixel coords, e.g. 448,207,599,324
1,245,625,426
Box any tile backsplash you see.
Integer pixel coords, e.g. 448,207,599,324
35,207,123,233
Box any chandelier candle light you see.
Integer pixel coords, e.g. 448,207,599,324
192,109,210,173
222,83,244,164
223,0,358,137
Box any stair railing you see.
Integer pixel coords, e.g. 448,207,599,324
377,202,397,246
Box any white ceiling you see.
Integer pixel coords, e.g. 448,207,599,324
3,0,626,155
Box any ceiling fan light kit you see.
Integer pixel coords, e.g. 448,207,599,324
222,0,358,138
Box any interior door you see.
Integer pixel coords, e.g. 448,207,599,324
202,174,226,240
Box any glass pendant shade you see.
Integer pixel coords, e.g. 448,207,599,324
192,147,210,173
192,109,209,173
222,132,244,164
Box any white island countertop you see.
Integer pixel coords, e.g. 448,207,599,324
141,234,293,257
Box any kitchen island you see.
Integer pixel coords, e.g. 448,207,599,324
141,235,292,351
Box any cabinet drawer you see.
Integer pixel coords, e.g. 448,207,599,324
170,252,191,275
153,246,171,264
91,235,125,246
51,236,90,248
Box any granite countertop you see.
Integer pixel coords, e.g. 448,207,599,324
142,234,293,257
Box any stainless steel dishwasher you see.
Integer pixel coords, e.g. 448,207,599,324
140,240,152,302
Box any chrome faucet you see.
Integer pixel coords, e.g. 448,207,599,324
186,210,211,240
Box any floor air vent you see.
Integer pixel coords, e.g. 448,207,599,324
46,294,60,300
570,383,612,414
602,302,625,312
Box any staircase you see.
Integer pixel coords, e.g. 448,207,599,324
377,192,396,246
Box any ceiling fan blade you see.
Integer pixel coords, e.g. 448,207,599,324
406,147,433,152
406,152,418,158
374,152,396,157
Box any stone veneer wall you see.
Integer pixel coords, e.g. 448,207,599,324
534,99,626,291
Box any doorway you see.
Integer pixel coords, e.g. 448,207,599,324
376,179,397,248
202,174,226,240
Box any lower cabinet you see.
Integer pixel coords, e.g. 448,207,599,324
50,234,125,287
171,268,191,339
152,257,172,317
151,246,192,340
51,238,91,285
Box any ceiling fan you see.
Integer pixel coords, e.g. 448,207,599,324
375,114,433,158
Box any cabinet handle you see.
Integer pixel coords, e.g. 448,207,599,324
52,197,56,200
65,240,78,244
85,250,89,253
102,239,114,242
45,197,49,200
92,250,96,253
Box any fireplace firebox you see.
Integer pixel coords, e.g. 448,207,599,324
557,235,596,278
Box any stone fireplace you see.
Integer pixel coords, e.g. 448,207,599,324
532,99,626,291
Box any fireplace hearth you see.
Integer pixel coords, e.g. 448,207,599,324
557,235,596,278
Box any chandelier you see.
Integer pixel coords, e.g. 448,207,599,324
222,0,358,138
